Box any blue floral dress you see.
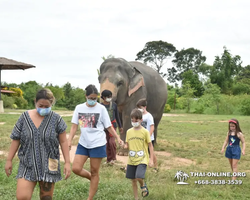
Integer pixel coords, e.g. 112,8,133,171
10,111,67,182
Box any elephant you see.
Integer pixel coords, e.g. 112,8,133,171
98,58,168,143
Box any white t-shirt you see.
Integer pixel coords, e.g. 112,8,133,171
71,103,112,148
141,112,155,141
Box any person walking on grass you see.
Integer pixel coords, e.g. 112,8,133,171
5,88,71,200
221,118,245,180
136,98,158,172
101,89,123,165
68,84,123,200
123,108,154,200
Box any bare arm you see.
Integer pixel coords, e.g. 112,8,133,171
59,131,71,179
68,123,78,149
124,142,128,149
107,126,124,146
5,140,20,176
148,142,154,167
221,135,229,153
239,133,246,155
149,125,154,136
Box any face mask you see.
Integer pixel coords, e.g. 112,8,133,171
138,108,144,113
87,99,97,106
131,121,140,127
106,98,112,102
37,107,51,116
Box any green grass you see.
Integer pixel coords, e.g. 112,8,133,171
0,111,249,199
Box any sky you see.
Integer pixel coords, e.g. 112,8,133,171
1,0,250,90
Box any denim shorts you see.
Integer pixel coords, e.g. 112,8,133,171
225,145,241,160
75,143,107,158
126,164,147,179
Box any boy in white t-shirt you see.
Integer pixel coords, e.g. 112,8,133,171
136,98,158,171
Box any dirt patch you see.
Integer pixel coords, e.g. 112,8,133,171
60,148,195,171
0,151,8,156
189,140,201,142
0,122,5,125
155,151,171,157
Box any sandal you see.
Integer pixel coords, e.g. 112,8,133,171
141,183,149,197
120,167,127,173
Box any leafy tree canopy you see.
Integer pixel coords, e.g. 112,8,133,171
209,46,242,94
168,47,206,83
136,40,176,77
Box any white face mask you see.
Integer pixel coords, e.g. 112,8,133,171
106,98,112,102
131,121,140,127
138,108,144,113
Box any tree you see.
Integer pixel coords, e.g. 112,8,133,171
19,81,43,108
209,46,242,94
45,83,65,103
179,82,196,113
168,47,206,83
135,40,176,77
204,82,221,114
181,70,204,97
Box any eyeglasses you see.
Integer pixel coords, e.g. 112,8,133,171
88,98,97,100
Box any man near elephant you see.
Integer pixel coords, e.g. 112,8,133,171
101,90,123,164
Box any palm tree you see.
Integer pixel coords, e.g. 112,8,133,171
174,171,183,181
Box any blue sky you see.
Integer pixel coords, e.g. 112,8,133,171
1,0,250,90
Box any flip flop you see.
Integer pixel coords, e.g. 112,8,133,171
141,183,149,197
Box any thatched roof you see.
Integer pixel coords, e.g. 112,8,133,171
0,57,35,70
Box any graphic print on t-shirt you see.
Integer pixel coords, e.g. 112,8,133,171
128,137,145,165
78,113,100,128
141,121,147,129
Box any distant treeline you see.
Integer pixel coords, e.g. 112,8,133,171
1,81,86,110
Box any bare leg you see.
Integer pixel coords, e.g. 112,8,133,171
39,181,55,200
232,159,239,180
87,157,103,200
228,158,233,171
153,153,158,169
132,179,138,200
72,154,91,180
16,178,37,200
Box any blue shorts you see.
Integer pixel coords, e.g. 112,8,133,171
75,143,106,158
126,164,147,179
225,145,241,160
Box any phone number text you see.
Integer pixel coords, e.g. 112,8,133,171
194,180,242,185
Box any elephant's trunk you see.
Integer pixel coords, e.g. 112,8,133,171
100,78,118,101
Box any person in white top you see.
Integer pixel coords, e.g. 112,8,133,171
136,98,158,171
68,84,123,200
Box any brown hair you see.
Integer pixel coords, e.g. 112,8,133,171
228,118,242,138
136,98,147,108
130,108,142,120
36,88,55,105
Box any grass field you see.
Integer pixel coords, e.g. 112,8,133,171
0,110,249,200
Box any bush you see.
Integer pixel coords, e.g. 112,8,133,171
13,96,28,109
164,104,171,113
240,96,250,115
2,95,15,109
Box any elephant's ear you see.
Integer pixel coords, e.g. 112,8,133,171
128,74,145,97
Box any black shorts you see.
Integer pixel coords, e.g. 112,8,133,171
126,164,147,179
